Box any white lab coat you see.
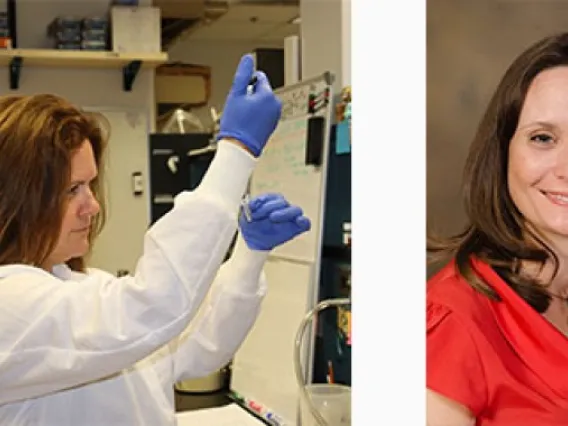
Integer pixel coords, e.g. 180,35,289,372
0,142,268,425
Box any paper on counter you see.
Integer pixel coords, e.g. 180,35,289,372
175,403,265,426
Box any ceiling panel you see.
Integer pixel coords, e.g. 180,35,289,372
221,4,299,22
188,21,280,41
257,22,299,41
181,2,300,42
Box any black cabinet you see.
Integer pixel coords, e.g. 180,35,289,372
148,133,237,260
148,133,212,224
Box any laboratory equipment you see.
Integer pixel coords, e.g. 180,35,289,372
295,298,351,426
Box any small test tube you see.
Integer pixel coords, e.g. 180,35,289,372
247,75,258,95
241,194,252,222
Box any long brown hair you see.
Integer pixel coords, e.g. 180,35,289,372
0,94,108,272
428,33,568,313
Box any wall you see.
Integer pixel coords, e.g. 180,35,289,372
167,38,283,126
0,68,155,119
428,0,568,236
300,0,350,93
340,0,350,86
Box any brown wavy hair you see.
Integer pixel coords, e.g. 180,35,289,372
428,32,568,313
0,94,108,272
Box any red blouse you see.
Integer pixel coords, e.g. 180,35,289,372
427,258,568,425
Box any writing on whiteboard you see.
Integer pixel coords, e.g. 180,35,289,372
279,85,311,120
253,118,311,192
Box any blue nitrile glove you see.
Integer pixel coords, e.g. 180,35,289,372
216,54,282,157
239,193,311,251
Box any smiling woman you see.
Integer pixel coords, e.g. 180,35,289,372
427,33,568,425
508,67,568,255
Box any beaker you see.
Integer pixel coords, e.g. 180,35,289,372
294,298,352,426
300,384,351,426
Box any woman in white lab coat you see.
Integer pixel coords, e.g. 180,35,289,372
0,54,310,425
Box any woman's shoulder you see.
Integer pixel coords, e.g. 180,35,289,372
428,262,482,304
51,264,115,282
427,261,493,327
0,264,54,281
427,262,491,416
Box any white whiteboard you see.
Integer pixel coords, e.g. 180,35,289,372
86,108,151,275
250,117,322,263
232,73,334,425
249,74,332,264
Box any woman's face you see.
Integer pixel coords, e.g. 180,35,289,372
509,66,568,248
43,140,100,271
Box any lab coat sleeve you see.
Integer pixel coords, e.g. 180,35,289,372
171,235,269,383
0,141,255,405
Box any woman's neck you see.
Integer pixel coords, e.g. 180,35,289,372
548,270,568,298
521,259,568,296
522,227,568,295
523,259,568,336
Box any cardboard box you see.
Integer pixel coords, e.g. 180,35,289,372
155,63,211,105
111,6,161,53
152,0,204,19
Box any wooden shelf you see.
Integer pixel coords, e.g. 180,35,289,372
0,48,169,91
